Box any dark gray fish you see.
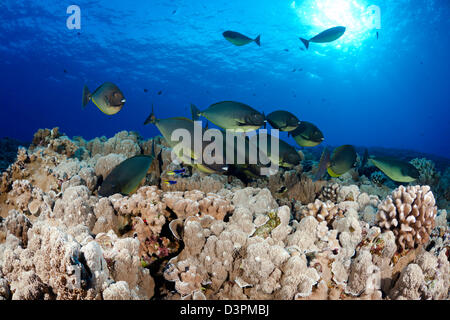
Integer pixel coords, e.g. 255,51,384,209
145,105,228,174
369,156,419,182
99,155,154,197
223,31,260,46
291,121,324,147
191,101,264,133
266,110,301,132
300,26,346,50
327,145,357,177
361,148,369,169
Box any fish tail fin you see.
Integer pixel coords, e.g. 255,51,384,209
254,35,261,46
360,148,369,169
300,38,309,50
190,103,201,121
82,85,91,108
144,104,156,125
327,167,340,178
151,138,156,157
313,147,330,181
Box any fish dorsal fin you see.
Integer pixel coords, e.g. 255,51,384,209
144,104,157,125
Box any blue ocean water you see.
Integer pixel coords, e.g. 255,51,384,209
0,0,449,159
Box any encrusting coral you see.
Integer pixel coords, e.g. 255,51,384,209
298,199,344,226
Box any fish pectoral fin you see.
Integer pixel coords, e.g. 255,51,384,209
236,121,249,126
300,133,309,140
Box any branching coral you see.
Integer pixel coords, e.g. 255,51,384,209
319,183,340,203
376,185,437,251
298,199,344,227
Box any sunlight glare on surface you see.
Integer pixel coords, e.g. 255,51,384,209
292,0,378,48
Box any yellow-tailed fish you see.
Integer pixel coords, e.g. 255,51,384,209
327,145,357,177
369,156,419,183
82,82,125,115
265,110,301,132
191,101,264,133
145,105,228,173
291,121,324,147
164,180,177,185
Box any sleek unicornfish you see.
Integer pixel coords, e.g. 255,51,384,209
300,26,346,50
223,31,260,46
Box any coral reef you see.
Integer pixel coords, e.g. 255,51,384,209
0,129,448,300
0,137,27,173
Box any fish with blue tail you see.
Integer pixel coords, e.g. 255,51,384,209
167,168,187,176
163,180,178,185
